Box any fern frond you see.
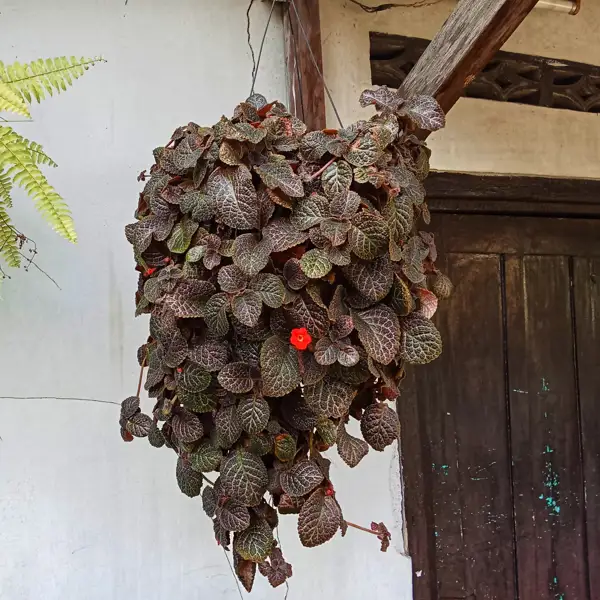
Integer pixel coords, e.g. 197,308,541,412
23,139,58,168
0,204,20,268
0,81,31,117
0,126,76,242
0,170,13,207
0,56,104,105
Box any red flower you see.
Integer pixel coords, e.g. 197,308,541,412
290,327,311,351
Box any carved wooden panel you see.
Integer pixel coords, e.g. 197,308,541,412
371,32,600,113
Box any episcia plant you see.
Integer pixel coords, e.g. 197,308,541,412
122,86,453,592
0,56,102,278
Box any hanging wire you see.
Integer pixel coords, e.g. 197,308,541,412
250,0,278,96
289,0,344,128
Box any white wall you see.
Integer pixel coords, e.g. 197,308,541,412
0,1,410,599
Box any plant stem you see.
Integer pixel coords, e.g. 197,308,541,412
344,521,378,535
309,157,336,181
136,356,147,398
202,474,215,487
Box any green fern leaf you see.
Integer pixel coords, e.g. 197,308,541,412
0,81,30,117
0,56,103,105
0,126,76,242
0,203,20,267
0,170,13,207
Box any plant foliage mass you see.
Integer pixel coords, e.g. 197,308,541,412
123,86,451,592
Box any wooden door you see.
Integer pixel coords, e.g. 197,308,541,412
400,175,600,600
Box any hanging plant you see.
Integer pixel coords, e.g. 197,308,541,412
122,86,451,592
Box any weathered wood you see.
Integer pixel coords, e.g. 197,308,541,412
429,214,600,257
573,258,600,599
283,0,326,130
399,0,540,116
505,256,588,599
401,253,516,600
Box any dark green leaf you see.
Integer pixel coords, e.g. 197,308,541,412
290,194,329,231
177,361,211,392
218,362,254,394
263,218,309,251
234,518,274,562
274,432,297,462
348,211,389,260
321,160,353,199
167,216,199,254
148,422,166,448
237,396,270,434
203,292,230,337
176,457,203,497
400,313,442,364
255,154,304,197
232,234,274,277
126,412,152,437
297,489,341,548
316,416,338,446
221,449,268,506
121,396,140,420
202,485,217,518
180,389,217,413
191,440,223,473
180,191,214,222
260,335,301,398
172,409,204,442
280,461,324,497
342,256,393,304
383,196,414,242
218,500,251,532
300,248,332,279
352,305,400,365
281,395,318,431
250,274,285,309
304,377,355,418
389,274,415,316
360,403,399,451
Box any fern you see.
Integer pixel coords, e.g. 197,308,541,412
0,127,76,242
0,55,101,278
0,56,104,105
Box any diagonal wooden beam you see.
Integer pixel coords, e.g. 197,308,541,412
400,0,540,117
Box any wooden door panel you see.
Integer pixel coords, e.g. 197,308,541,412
503,256,587,600
573,258,600,598
401,253,516,600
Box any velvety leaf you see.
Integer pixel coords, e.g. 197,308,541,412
389,274,415,316
180,191,214,222
233,314,272,342
304,377,355,418
237,396,270,434
344,134,382,167
213,518,231,550
218,362,254,394
329,190,361,220
172,410,204,443
143,278,164,304
300,248,332,279
258,547,293,589
348,211,389,260
235,341,262,368
316,416,338,446
177,361,211,392
342,256,393,303
234,554,257,593
234,518,274,562
328,244,352,267
162,330,188,368
126,412,152,437
121,396,140,420
180,389,217,413
260,335,301,398
336,342,360,367
320,219,351,247
302,354,329,386
337,423,369,467
216,404,243,449
207,165,260,230
415,287,438,319
432,272,453,299
278,493,304,515
203,292,230,336
383,196,414,242
359,86,403,112
280,395,318,431
167,216,199,254
233,233,274,277
218,500,251,532
299,131,329,162
191,440,223,473
401,180,426,207
250,273,285,308
308,226,330,249
352,305,400,365
219,139,244,165
202,485,217,518
401,235,429,284
297,489,341,548
232,290,263,327
176,457,203,497
400,95,445,131
321,160,352,199
274,432,297,462
263,218,309,251
280,461,324,497
290,193,329,231
148,422,166,448
400,313,442,364
255,154,304,197
360,403,399,451
221,449,268,506
218,264,249,294
286,295,330,338
189,340,229,372
314,337,338,366
283,258,309,290
162,294,205,319
332,315,354,340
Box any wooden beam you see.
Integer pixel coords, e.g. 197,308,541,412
400,0,540,117
283,0,326,130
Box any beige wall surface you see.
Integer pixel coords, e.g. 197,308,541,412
320,0,600,179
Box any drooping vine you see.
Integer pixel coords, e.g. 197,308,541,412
122,86,451,592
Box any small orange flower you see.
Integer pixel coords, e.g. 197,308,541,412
290,327,311,351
